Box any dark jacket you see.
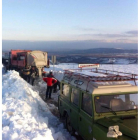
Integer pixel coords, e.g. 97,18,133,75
23,67,31,75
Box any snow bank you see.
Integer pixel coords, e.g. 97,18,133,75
2,70,76,140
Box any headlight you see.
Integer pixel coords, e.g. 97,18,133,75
107,125,122,138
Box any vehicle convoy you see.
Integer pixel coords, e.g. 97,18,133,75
58,68,138,140
3,50,49,77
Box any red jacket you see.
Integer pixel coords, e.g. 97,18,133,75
43,77,57,86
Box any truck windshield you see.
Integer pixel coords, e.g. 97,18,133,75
95,93,138,113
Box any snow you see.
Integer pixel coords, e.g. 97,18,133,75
45,63,138,75
2,70,76,140
100,64,137,74
74,71,107,77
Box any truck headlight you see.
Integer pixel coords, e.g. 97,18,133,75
107,125,122,138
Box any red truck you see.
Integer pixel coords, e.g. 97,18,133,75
6,50,49,77
9,50,31,69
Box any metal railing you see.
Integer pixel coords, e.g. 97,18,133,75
64,68,138,85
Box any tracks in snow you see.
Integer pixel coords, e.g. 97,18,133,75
33,79,83,140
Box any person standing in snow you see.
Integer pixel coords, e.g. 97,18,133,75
42,67,46,77
47,71,54,77
47,71,60,93
53,80,60,93
23,65,31,83
43,72,57,99
30,66,37,86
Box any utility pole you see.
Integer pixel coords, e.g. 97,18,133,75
51,55,56,72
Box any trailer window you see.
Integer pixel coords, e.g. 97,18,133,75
62,84,70,98
82,93,92,116
71,88,79,106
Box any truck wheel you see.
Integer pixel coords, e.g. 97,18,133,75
65,114,75,135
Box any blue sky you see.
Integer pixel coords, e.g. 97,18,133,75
2,0,138,50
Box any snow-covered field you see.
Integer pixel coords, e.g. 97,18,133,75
45,63,138,74
2,64,138,140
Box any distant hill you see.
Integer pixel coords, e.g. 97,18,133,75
3,48,138,56
67,48,138,54
48,48,138,55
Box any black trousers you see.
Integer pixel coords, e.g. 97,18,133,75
46,86,53,98
53,81,60,92
31,77,35,86
53,83,57,93
24,75,30,83
57,81,60,90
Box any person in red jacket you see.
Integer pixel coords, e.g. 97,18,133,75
43,72,57,99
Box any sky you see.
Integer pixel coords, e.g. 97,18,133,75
2,0,138,51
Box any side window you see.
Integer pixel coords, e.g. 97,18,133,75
71,88,79,106
20,56,25,60
62,84,70,98
18,55,25,61
82,93,92,116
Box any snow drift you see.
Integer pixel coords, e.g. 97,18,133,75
2,70,75,140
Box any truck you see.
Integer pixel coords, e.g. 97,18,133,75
4,50,49,77
58,68,138,140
